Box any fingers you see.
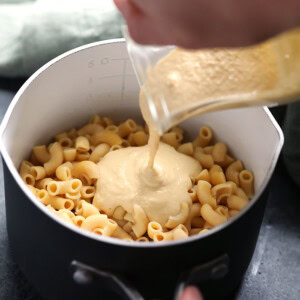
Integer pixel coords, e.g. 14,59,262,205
114,0,170,45
114,0,289,49
113,0,140,20
180,286,203,300
113,0,240,48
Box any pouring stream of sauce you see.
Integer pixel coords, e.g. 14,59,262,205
94,28,300,230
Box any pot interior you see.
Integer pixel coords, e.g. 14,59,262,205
0,39,283,238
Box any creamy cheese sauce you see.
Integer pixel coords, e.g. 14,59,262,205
93,143,201,227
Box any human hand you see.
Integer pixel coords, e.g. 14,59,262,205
114,0,300,49
180,286,203,300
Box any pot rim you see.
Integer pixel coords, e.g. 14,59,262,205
0,39,284,248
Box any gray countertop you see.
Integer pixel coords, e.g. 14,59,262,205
0,86,300,300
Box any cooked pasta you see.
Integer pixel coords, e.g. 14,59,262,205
58,137,73,148
81,215,117,237
166,202,189,229
209,164,226,185
147,221,163,239
33,145,50,164
22,117,254,242
122,221,133,233
63,148,77,162
177,142,194,156
55,162,72,181
118,119,137,137
193,147,214,169
89,143,110,163
133,131,149,146
44,142,64,175
75,136,90,152
161,132,179,148
76,200,100,218
91,130,122,146
212,142,227,163
20,160,35,185
193,126,213,148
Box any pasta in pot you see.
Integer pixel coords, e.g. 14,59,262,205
20,115,254,242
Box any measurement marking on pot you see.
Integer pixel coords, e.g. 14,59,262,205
96,74,135,82
107,58,132,103
88,60,95,68
101,58,110,65
98,75,122,80
121,59,127,103
111,58,128,61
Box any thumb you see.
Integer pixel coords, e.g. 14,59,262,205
113,0,141,19
180,286,203,300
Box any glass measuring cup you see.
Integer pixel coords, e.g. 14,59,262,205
124,26,300,135
123,27,175,134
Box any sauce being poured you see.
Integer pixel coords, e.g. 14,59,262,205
94,28,300,228
93,82,203,227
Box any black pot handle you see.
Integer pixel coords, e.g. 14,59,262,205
70,260,144,300
173,254,229,300
71,253,229,300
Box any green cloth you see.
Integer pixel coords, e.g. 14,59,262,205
0,0,123,77
282,102,300,186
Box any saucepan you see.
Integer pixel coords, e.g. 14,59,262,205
0,39,283,300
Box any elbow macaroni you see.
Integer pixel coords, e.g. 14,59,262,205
76,200,100,218
91,130,122,146
33,145,51,164
75,136,90,152
209,164,226,185
81,215,117,237
193,147,214,169
23,117,255,242
20,160,35,186
177,143,194,156
132,204,149,238
161,132,179,148
71,161,99,180
44,142,64,175
184,203,201,231
212,142,227,163
225,160,244,186
239,170,254,198
63,148,77,162
47,179,82,196
89,143,110,163
197,180,217,209
133,131,149,146
201,204,227,227
193,126,213,148
55,163,72,181
147,221,163,239
118,119,137,137
166,202,189,229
